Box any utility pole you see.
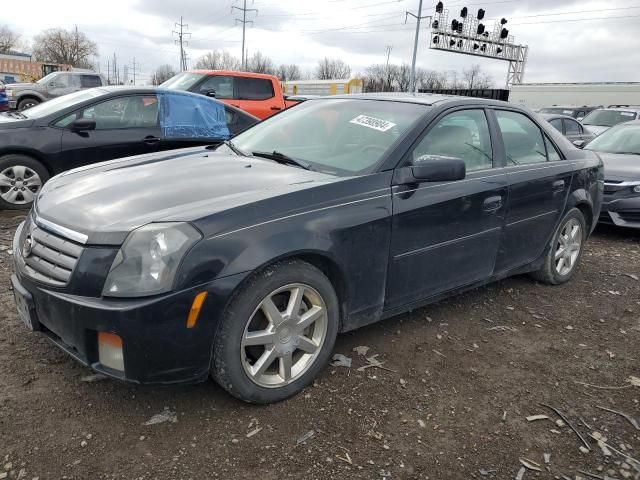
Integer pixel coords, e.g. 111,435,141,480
131,57,138,85
233,0,258,70
173,17,191,72
106,59,110,85
384,45,393,91
112,52,118,85
405,0,432,93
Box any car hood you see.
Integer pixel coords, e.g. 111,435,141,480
35,148,337,245
0,112,34,128
583,125,610,136
596,152,640,182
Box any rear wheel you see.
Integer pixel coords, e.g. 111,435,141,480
0,155,49,210
212,260,339,404
531,208,586,285
17,97,40,111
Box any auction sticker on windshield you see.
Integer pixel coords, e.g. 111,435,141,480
350,115,397,132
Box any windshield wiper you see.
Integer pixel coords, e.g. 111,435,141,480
223,140,247,156
615,151,640,156
251,151,312,170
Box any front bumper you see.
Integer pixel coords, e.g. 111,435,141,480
11,220,249,385
599,195,640,229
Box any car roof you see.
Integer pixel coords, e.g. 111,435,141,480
540,105,598,109
540,113,577,121
188,69,277,80
596,106,640,112
323,92,515,107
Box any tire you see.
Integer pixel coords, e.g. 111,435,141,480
531,208,586,285
0,154,49,210
17,97,40,111
212,260,340,404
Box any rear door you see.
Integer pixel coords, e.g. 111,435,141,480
490,109,574,273
58,94,161,170
236,77,281,119
386,108,508,310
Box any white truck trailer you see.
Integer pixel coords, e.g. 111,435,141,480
282,79,364,96
509,82,640,110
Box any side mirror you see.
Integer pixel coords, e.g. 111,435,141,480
573,140,586,149
71,118,96,132
202,89,216,98
411,155,466,182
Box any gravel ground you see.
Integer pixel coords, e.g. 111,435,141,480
0,210,639,480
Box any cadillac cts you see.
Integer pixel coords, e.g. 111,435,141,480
11,94,604,404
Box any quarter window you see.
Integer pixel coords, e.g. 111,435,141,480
81,75,102,88
197,76,234,99
237,77,274,101
495,110,548,165
81,95,159,129
564,119,581,135
545,137,562,161
412,109,493,172
549,118,563,133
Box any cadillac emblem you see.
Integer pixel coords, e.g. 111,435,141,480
22,236,34,258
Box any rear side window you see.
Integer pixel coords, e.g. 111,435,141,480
197,76,234,99
495,110,548,165
81,75,102,88
237,77,274,101
564,119,581,135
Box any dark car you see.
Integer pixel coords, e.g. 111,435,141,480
538,106,601,121
0,81,8,112
11,94,603,404
0,87,259,209
583,121,640,228
540,113,594,146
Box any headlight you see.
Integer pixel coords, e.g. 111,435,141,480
102,222,202,298
6,90,13,97
634,185,640,194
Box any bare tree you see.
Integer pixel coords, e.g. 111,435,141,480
361,64,386,92
462,64,494,89
416,69,448,90
277,64,302,82
151,64,176,86
194,50,241,71
316,58,351,80
245,51,275,75
32,27,98,68
395,64,411,92
0,25,21,54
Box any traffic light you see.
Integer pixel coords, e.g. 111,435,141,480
473,43,480,50
501,18,508,25
500,28,509,39
477,9,485,20
496,47,503,54
457,39,463,48
451,19,459,31
436,2,444,13
480,44,487,52
433,35,439,44
460,7,468,18
432,20,439,29
450,39,456,47
457,21,463,33
477,23,485,35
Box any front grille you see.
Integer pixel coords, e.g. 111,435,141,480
18,218,84,287
619,210,640,223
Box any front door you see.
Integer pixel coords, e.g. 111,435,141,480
58,94,162,171
386,108,508,310
490,109,575,273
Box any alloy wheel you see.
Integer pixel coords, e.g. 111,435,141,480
554,218,582,276
0,165,43,205
241,283,328,388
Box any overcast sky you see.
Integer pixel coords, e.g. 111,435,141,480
6,0,640,86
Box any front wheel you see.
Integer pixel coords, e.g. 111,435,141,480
17,98,40,111
531,208,586,285
212,260,339,404
0,154,49,210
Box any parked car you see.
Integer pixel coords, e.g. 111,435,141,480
161,70,290,120
540,113,594,145
11,94,603,404
581,107,640,136
582,121,640,228
538,105,601,121
0,87,258,209
4,71,108,111
0,81,8,112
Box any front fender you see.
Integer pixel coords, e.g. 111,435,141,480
16,90,46,102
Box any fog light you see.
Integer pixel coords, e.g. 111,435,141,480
634,185,640,194
98,332,124,372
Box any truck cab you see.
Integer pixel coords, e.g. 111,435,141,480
161,70,287,120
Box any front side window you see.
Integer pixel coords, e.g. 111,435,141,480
564,119,581,135
197,76,234,99
495,110,548,165
81,95,159,129
231,99,428,175
237,78,274,100
411,109,493,172
51,74,70,88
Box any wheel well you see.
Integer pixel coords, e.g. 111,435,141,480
0,150,54,178
17,95,41,105
574,202,593,233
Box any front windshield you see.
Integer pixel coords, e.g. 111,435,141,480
230,99,428,175
585,124,640,155
160,72,205,91
582,110,637,127
36,72,60,85
20,89,105,118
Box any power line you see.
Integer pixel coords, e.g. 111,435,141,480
173,17,191,71
233,0,258,69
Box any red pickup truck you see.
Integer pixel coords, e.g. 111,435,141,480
161,70,298,120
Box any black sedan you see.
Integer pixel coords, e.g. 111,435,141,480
583,120,640,228
540,113,594,146
11,94,603,404
0,87,258,209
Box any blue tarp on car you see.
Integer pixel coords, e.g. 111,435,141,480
157,90,230,140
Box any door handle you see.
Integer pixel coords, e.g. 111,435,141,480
143,136,160,145
483,196,503,212
552,180,565,192
231,104,241,108
271,106,282,111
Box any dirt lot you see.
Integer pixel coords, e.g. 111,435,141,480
1,210,639,480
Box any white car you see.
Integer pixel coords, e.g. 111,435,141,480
582,106,640,136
